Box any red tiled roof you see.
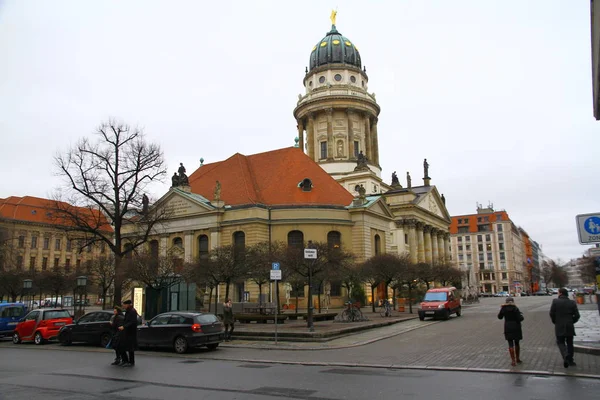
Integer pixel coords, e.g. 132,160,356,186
188,147,354,207
0,196,112,232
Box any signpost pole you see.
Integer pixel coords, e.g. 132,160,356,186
275,280,278,345
271,262,281,344
304,242,317,333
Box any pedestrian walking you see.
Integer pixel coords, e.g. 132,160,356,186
118,300,139,367
109,306,125,365
550,287,581,368
222,298,234,341
497,296,524,366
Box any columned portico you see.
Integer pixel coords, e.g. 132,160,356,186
416,222,425,263
431,228,439,261
423,225,432,263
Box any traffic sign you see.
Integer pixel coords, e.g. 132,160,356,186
589,247,600,256
270,270,282,280
576,213,600,244
272,262,280,270
304,248,317,259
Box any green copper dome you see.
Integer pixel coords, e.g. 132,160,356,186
309,25,362,72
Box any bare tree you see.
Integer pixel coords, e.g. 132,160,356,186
246,241,285,307
53,120,168,304
540,260,554,287
88,255,116,309
578,255,597,284
434,262,463,288
204,244,249,305
543,259,569,288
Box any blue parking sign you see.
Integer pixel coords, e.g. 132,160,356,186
272,262,280,270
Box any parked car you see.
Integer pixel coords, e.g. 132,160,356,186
479,292,494,298
0,303,28,338
533,290,551,296
13,308,73,345
418,287,461,321
494,291,510,297
58,310,114,347
137,312,224,354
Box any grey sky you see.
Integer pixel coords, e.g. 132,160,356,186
0,0,597,261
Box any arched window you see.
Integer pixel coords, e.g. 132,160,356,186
327,231,341,249
374,234,381,256
287,230,304,249
173,237,183,249
233,231,245,262
198,235,209,262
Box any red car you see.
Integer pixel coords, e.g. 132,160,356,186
418,287,462,321
13,308,73,345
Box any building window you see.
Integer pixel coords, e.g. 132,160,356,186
327,231,341,249
467,254,472,261
458,245,463,251
67,240,72,251
457,219,462,224
329,281,342,296
487,252,493,261
501,272,507,280
29,257,36,270
458,254,464,261
404,234,408,245
497,224,503,232
65,259,71,273
486,243,492,251
478,244,483,252
42,257,48,271
458,227,469,233
480,263,485,271
499,243,504,251
233,231,245,263
466,244,471,251
287,231,304,249
500,252,505,261
18,236,25,248
16,256,23,270
465,236,471,242
53,258,59,268
350,75,356,83
485,234,491,241
374,234,381,255
479,253,484,261
31,236,37,249
500,262,507,270
55,239,61,251
334,73,342,81
354,141,359,157
457,237,462,242
173,237,183,248
319,76,325,84
477,235,482,242
320,141,327,159
197,236,208,262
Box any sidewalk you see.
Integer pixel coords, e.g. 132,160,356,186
574,303,600,355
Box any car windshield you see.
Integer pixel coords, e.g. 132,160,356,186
423,292,447,302
195,314,218,324
44,310,71,320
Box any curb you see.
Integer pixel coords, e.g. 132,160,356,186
574,344,600,356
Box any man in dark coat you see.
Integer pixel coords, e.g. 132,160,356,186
118,300,139,367
550,288,581,368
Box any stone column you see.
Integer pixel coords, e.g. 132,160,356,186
159,236,169,257
347,109,355,159
404,220,418,264
443,233,451,262
416,222,425,263
326,108,334,160
296,119,304,152
371,118,380,165
423,225,432,263
431,228,439,262
184,231,194,263
437,233,445,263
364,115,372,161
307,113,315,160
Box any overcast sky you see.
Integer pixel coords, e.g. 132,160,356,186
0,0,598,262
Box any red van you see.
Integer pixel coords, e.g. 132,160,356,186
418,287,461,321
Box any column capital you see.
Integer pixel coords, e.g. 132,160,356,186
423,225,432,233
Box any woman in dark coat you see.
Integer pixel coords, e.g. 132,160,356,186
109,306,125,365
497,296,524,366
222,299,234,341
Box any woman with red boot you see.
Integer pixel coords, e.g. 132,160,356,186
497,296,524,366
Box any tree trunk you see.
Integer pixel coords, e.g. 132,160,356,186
258,283,263,307
295,294,299,315
224,281,230,301
101,287,108,310
371,286,376,312
408,285,413,314
113,254,124,305
207,287,213,313
317,281,322,313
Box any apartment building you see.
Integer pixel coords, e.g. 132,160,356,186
450,204,528,296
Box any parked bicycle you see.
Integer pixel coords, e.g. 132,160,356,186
340,301,365,322
378,299,394,317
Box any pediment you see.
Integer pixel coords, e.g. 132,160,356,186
415,190,450,221
155,189,214,218
365,197,395,218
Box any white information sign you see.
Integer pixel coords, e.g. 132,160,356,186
270,270,282,280
576,213,600,244
304,248,317,259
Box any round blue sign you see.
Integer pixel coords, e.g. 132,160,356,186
584,217,600,234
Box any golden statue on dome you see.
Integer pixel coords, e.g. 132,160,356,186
330,9,337,26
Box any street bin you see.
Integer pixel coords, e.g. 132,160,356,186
397,298,405,312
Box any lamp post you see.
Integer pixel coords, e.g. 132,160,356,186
23,279,32,309
76,276,87,318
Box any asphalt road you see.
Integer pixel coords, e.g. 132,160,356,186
0,347,599,400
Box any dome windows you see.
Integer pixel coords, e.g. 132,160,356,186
319,76,325,84
350,76,356,83
320,42,327,47
309,81,313,87
334,74,342,82
345,41,352,46
332,39,340,45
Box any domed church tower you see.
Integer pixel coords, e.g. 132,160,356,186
293,12,386,195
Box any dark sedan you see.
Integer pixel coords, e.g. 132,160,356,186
58,310,114,347
137,312,223,354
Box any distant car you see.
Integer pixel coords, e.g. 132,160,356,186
479,292,494,298
533,290,551,296
58,310,114,347
495,291,510,297
550,288,559,294
418,287,461,321
0,303,28,337
137,312,224,354
13,308,73,345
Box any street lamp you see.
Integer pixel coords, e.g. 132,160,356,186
23,279,32,309
76,275,87,318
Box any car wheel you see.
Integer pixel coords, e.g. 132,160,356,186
34,331,44,345
59,332,72,346
206,343,219,350
173,336,188,354
12,332,21,344
418,313,425,321
456,307,462,317
100,333,111,348
443,310,450,320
